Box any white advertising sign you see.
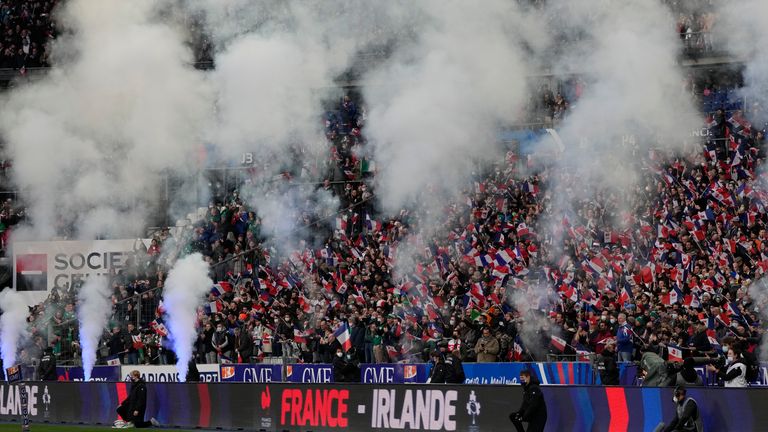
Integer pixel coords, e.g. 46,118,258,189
121,364,220,382
12,239,149,306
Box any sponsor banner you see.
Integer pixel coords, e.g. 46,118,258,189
2,383,768,431
56,366,121,382
12,239,150,306
0,383,51,419
360,364,432,384
219,364,281,382
463,362,595,385
284,364,334,383
121,365,220,382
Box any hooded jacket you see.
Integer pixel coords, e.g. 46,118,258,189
641,351,670,387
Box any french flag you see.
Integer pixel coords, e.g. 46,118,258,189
474,254,493,268
619,285,633,304
551,335,567,352
211,281,233,296
365,214,383,232
207,300,224,314
668,345,684,363
495,249,514,266
336,215,348,231
588,256,606,276
334,322,352,352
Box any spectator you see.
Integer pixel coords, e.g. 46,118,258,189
596,339,619,385
211,324,232,363
234,327,252,363
615,313,634,362
475,327,500,363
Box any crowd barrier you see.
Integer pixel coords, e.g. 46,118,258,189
52,361,768,386
0,381,767,431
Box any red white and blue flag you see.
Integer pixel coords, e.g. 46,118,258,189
334,322,352,352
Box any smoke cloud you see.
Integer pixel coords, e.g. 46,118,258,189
716,0,768,124
0,289,28,375
364,0,535,216
162,253,212,381
76,276,111,381
549,0,699,195
0,0,212,240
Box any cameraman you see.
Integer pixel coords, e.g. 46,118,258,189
670,357,703,387
706,347,748,387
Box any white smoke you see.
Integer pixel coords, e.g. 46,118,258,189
0,0,212,240
716,0,768,124
0,290,29,375
76,277,111,381
364,0,535,215
162,253,212,381
549,0,699,195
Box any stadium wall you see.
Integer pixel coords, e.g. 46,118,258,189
0,382,765,431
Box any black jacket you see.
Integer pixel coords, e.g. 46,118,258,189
513,375,547,432
429,360,448,384
37,352,57,381
126,378,148,419
185,360,200,382
597,350,619,385
445,354,465,384
332,355,360,383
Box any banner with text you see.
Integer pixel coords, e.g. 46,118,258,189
120,365,219,382
13,239,149,306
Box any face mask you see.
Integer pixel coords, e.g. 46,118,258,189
601,316,607,321
336,352,343,358
610,319,616,324
727,356,735,363
450,320,456,325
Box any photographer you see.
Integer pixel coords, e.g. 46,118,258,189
706,347,748,387
671,357,704,387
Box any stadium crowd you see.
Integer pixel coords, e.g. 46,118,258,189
0,1,764,390
0,0,56,70
9,85,765,390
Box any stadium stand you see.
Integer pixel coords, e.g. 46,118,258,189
0,2,763,381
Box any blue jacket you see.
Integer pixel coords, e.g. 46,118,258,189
616,324,633,353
